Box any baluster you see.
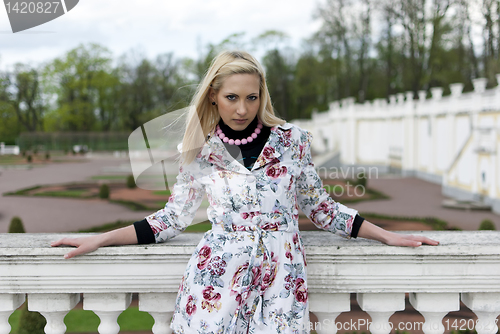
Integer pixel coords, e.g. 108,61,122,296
28,293,80,334
139,292,177,334
83,293,132,334
309,292,350,334
0,294,25,334
410,292,459,334
357,293,405,334
462,293,500,334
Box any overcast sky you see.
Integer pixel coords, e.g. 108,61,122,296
0,0,324,69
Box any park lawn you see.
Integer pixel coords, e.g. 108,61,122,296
8,306,155,333
0,155,24,164
184,220,212,232
153,190,172,196
33,190,90,198
90,175,128,180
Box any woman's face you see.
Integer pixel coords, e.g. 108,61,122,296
211,73,260,131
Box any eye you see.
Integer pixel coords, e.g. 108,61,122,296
248,95,258,101
226,95,236,101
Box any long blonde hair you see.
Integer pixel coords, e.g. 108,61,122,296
180,50,286,165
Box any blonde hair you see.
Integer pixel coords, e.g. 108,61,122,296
180,50,286,165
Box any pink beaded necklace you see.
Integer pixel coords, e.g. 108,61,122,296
216,119,263,145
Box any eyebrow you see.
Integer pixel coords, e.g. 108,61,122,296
224,92,259,96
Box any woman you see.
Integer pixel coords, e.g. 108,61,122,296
52,51,439,333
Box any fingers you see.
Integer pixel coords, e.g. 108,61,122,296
404,235,440,246
51,237,88,259
51,238,81,247
421,237,440,246
64,248,84,259
399,234,439,247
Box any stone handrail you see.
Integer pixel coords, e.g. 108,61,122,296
1,231,500,334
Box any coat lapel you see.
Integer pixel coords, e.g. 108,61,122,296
251,123,294,171
198,122,294,173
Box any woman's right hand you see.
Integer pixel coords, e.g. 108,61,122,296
51,225,139,259
51,235,104,259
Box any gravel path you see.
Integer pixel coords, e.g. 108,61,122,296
0,155,152,233
350,175,500,230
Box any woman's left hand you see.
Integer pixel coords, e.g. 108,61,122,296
357,221,440,247
383,231,440,247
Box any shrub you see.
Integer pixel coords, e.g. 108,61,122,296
26,154,32,163
21,150,26,157
8,216,25,233
126,175,137,189
17,301,46,334
33,147,38,155
45,152,50,160
478,219,496,230
357,171,367,187
99,184,110,199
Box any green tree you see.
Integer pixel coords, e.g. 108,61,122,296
43,43,114,131
0,64,45,142
116,56,158,131
10,64,46,132
262,49,295,120
0,69,22,143
252,30,296,120
293,53,324,119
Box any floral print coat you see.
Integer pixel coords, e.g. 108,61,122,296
144,122,359,334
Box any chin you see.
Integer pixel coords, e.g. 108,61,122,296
230,122,249,130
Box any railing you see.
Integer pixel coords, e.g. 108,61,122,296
1,231,500,334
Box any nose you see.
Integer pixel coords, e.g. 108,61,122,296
236,100,248,116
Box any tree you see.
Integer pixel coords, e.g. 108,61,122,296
262,49,295,120
0,68,22,143
43,43,114,131
293,53,325,119
116,56,157,131
0,64,45,135
480,0,500,85
426,0,453,89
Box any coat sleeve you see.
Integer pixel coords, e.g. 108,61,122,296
295,130,358,239
143,162,205,243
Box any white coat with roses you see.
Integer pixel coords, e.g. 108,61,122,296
144,122,359,334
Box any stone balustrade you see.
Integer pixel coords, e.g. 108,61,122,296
1,231,500,334
319,76,500,120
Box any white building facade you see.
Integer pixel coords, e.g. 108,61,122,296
292,75,500,215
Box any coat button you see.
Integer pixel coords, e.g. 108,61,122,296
247,175,255,183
